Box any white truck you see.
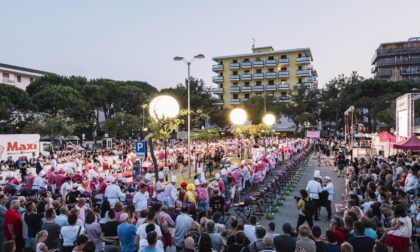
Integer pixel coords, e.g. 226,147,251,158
0,134,52,161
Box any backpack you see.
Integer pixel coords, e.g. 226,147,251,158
304,199,315,217
196,187,208,202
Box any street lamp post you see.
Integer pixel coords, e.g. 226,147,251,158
230,108,247,159
263,113,276,150
174,54,205,178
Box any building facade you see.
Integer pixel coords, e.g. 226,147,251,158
372,37,420,83
211,46,318,109
0,63,50,90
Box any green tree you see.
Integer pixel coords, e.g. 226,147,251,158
23,115,74,144
0,84,33,120
146,113,183,181
103,112,143,139
280,85,321,131
242,96,279,124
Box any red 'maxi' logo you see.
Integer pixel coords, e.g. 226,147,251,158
7,142,38,152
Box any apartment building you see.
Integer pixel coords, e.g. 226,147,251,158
372,37,420,83
211,46,318,108
0,63,50,90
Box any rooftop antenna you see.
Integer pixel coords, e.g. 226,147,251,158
252,38,255,49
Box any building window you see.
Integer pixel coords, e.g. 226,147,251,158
298,66,303,70
256,57,261,61
244,94,250,99
233,82,238,86
17,75,21,82
244,58,250,62
281,92,287,96
233,60,238,63
281,80,287,84
256,69,262,73
2,72,9,79
268,68,274,72
233,71,238,75
245,70,250,74
298,53,302,57
233,94,238,99
220,95,223,100
268,80,274,85
281,55,287,59
244,82,250,86
298,78,302,83
268,56,274,60
256,81,262,86
281,67,287,72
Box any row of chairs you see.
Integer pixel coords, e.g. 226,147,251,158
231,146,313,223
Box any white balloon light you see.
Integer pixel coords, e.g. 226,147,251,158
229,108,247,125
149,95,180,120
263,114,276,126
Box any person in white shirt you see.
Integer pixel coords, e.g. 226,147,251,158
133,183,150,214
322,176,334,221
404,167,419,195
135,210,163,247
32,170,47,190
104,176,125,208
244,216,258,243
306,171,323,221
61,177,73,200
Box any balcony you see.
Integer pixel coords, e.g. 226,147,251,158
296,56,311,64
252,85,264,92
230,75,240,81
296,83,311,89
212,88,224,94
229,63,240,69
376,69,392,78
212,76,224,83
229,86,240,93
278,71,290,78
376,57,420,67
253,61,264,68
401,68,420,75
241,74,252,81
278,96,291,102
230,99,241,104
265,72,277,79
265,85,277,91
372,47,420,63
212,64,224,72
278,83,290,90
2,78,15,84
253,73,264,80
241,62,252,68
279,58,289,64
265,59,277,67
212,99,224,105
296,69,312,77
241,86,252,92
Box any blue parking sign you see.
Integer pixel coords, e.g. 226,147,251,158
135,141,147,159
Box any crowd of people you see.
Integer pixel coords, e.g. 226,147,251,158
0,138,309,252
1,136,419,252
288,139,420,252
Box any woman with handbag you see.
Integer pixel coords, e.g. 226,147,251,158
60,214,85,252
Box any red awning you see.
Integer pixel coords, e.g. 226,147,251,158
393,135,420,150
378,131,396,142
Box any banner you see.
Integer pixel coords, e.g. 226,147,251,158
306,130,320,138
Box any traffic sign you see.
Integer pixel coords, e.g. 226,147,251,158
135,141,147,159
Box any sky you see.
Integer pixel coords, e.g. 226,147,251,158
1,0,420,90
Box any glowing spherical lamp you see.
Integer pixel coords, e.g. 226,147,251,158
229,108,247,125
149,95,180,120
263,114,276,126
